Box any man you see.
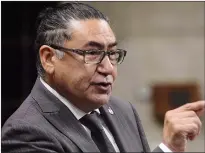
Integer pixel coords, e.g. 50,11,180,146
2,2,204,153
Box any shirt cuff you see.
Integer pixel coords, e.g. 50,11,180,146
159,143,173,152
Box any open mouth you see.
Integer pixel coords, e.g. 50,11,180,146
95,82,111,87
92,82,112,91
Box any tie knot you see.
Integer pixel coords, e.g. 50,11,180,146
80,111,104,131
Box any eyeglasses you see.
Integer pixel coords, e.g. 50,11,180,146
50,44,127,65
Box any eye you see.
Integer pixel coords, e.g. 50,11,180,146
85,50,104,61
87,50,102,55
109,51,120,60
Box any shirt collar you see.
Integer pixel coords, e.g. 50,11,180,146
40,77,90,120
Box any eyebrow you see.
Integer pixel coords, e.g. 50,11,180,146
84,41,118,49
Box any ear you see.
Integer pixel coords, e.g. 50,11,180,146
39,45,56,75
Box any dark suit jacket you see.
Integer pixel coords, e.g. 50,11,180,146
2,78,163,153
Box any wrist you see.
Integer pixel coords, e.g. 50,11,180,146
162,140,185,152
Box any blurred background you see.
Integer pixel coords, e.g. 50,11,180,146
1,1,204,151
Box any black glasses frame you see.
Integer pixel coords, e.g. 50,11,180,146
50,44,127,65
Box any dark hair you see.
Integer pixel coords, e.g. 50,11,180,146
35,2,109,77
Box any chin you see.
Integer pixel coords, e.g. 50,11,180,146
89,93,111,106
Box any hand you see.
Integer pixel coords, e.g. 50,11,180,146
162,100,205,152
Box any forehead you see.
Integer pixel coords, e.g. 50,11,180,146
69,19,116,46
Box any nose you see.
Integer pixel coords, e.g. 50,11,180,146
97,56,114,76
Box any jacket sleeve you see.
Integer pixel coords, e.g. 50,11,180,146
130,103,164,153
1,120,65,153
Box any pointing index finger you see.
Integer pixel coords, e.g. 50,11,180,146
179,100,205,112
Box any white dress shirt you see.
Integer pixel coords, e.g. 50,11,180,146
40,77,172,152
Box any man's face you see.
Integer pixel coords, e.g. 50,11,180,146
52,19,117,112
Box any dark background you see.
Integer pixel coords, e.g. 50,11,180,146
1,1,58,126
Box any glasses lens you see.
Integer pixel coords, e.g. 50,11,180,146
85,50,104,64
108,52,119,65
109,52,120,60
109,50,126,65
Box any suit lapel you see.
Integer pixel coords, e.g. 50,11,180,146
44,107,100,152
100,102,144,152
31,78,100,152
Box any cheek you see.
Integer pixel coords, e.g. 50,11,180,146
79,66,97,85
73,75,90,90
54,69,91,97
112,67,118,81
66,64,97,91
